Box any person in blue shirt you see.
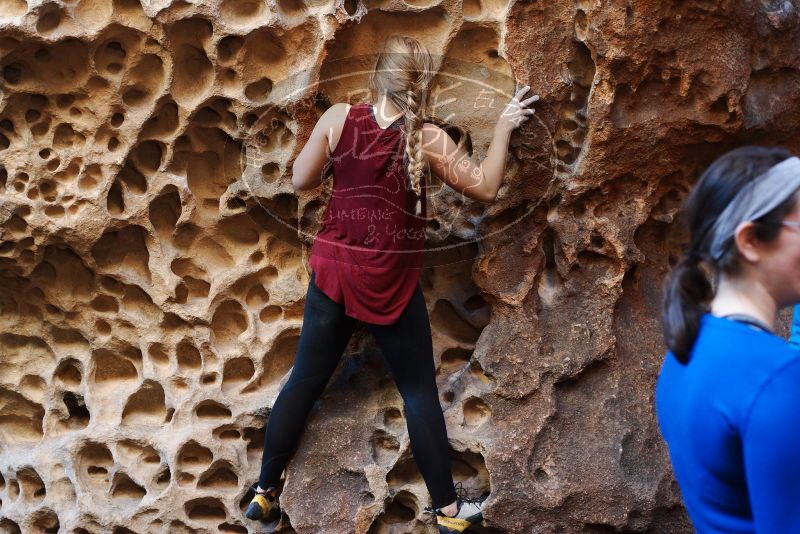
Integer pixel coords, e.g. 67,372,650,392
790,304,800,349
657,145,800,533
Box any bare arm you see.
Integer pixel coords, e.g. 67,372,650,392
291,103,346,191
423,84,538,203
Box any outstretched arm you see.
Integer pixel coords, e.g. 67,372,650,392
422,84,538,203
743,359,800,532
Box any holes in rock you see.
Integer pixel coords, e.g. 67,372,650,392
106,179,124,214
440,347,473,372
0,518,20,534
195,400,232,420
367,491,420,532
178,472,196,487
142,101,179,138
197,461,239,490
8,478,19,500
259,305,282,323
116,161,147,195
185,496,227,521
54,358,82,387
383,407,403,429
90,225,152,284
244,283,269,308
244,77,273,102
246,327,298,392
121,380,167,426
130,140,163,176
242,426,265,466
211,300,248,352
91,348,138,391
62,391,90,429
172,40,214,106
463,0,481,18
30,508,59,533
110,472,146,503
155,466,171,489
122,53,165,108
16,467,45,503
343,0,358,15
370,429,400,466
214,425,241,440
178,440,213,469
450,448,488,486
276,0,306,18
261,162,280,183
176,340,201,371
220,0,267,25
538,227,563,304
0,386,44,443
575,9,588,38
463,397,491,427
201,372,217,385
387,455,423,487
469,359,492,384
430,299,481,344
219,523,248,533
77,441,114,493
116,439,161,466
217,35,244,64
149,186,182,236
222,357,255,393
171,377,189,391
147,342,171,371
95,319,111,335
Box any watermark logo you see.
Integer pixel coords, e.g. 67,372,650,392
232,54,557,267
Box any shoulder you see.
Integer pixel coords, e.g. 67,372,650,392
317,103,353,145
323,102,352,122
702,314,800,373
743,356,800,437
658,314,800,407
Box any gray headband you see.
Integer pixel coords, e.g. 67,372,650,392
709,155,800,260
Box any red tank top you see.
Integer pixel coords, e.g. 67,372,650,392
309,102,427,325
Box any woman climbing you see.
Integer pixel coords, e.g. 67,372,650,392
657,145,800,532
244,34,539,533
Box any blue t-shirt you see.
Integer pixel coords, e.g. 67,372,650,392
790,304,800,349
656,313,800,533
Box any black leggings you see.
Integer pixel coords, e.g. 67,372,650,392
257,270,458,509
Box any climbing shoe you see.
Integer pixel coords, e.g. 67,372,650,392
425,481,489,533
244,482,281,522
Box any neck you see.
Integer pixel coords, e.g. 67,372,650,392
375,93,403,122
710,274,778,329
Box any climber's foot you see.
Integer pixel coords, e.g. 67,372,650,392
244,482,281,522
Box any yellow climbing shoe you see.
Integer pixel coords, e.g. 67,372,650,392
244,483,281,522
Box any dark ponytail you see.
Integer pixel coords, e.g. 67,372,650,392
662,253,713,363
662,145,796,364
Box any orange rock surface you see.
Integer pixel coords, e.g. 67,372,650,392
1,0,799,532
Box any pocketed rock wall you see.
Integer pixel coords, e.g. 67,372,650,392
1,0,799,532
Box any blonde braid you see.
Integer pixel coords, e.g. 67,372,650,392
404,79,426,216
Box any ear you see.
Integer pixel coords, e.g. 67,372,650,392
733,221,762,263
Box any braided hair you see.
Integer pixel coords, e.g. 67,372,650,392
368,35,434,216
